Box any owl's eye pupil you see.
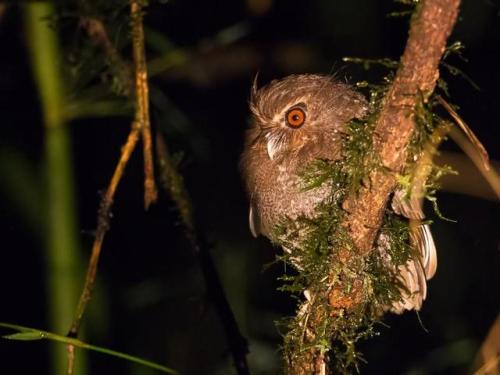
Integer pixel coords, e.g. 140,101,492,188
285,108,306,128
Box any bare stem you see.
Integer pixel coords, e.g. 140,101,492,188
130,0,158,209
66,125,140,374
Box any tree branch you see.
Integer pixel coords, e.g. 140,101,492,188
343,0,460,254
286,0,461,373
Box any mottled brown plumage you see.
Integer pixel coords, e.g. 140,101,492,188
241,74,436,313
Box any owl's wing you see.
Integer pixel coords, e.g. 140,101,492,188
389,189,437,313
248,202,260,238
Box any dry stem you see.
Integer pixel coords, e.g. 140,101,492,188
130,0,158,209
66,125,140,374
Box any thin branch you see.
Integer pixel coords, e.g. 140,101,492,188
437,151,500,201
66,125,140,374
156,133,250,375
436,95,490,171
80,16,133,96
130,0,158,209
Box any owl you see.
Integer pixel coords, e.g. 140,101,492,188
240,74,437,313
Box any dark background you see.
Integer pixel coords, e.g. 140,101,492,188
0,0,498,374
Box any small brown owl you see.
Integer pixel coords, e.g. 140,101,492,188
241,74,436,313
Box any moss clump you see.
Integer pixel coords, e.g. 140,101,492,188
273,118,388,373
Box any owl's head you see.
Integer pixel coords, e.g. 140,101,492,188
249,74,367,161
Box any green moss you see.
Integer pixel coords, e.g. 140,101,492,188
402,94,458,221
343,117,378,195
271,80,392,372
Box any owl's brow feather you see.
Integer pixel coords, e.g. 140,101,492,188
308,75,339,112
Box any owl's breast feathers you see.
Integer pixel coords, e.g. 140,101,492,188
241,74,437,313
242,140,332,238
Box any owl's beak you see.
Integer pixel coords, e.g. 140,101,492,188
267,140,277,160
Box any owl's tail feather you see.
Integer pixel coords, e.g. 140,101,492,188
388,190,438,314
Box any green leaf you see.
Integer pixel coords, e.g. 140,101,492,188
3,331,46,341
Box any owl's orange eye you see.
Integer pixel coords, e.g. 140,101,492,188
285,108,306,128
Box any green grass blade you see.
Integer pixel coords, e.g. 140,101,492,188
0,322,178,374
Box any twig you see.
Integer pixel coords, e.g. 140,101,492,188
80,16,133,96
436,95,490,171
448,127,500,199
156,133,250,375
437,151,500,201
287,0,461,373
66,125,141,374
130,0,158,209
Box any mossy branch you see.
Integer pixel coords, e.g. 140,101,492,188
343,0,460,254
286,0,461,373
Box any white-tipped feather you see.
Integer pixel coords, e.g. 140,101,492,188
421,224,437,278
389,189,437,313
